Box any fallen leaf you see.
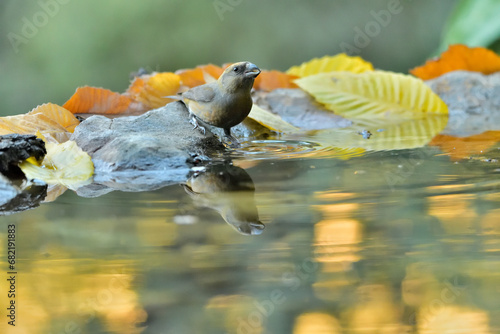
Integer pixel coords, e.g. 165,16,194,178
253,70,299,91
247,105,300,133
176,64,224,88
20,139,94,190
64,86,136,114
429,131,500,160
296,70,448,150
126,72,181,109
410,44,500,80
0,103,79,143
295,71,448,123
30,103,81,132
287,54,374,77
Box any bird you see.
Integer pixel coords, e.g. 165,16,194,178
175,61,261,142
182,163,265,236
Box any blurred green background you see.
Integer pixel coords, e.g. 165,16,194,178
1,0,499,117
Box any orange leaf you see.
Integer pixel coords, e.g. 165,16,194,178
429,131,500,160
411,44,500,80
126,72,181,109
176,64,224,88
29,103,80,132
64,86,135,114
253,70,299,92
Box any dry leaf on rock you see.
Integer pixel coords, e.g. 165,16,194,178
0,103,79,143
287,54,374,77
411,44,500,80
126,72,181,109
63,87,136,115
253,70,298,91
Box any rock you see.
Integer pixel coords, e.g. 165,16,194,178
0,134,46,175
71,102,226,196
427,71,500,136
0,174,47,215
210,117,272,140
254,88,352,130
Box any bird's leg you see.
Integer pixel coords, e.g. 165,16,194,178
223,128,240,148
190,115,206,135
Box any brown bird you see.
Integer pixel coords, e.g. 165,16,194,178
179,61,261,141
182,163,265,236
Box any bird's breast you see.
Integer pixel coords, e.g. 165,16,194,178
189,93,253,129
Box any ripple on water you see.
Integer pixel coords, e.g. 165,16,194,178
231,139,366,160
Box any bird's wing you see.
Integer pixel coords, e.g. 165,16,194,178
182,83,216,103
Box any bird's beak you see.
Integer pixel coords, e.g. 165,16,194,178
244,63,261,78
249,221,265,235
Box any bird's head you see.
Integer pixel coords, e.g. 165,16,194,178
219,61,261,93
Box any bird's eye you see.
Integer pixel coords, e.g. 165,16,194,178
233,67,238,72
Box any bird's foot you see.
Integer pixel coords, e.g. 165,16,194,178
190,116,206,135
223,132,240,148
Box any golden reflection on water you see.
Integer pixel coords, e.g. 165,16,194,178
313,203,362,270
293,312,342,334
429,194,477,234
2,148,500,333
0,257,145,334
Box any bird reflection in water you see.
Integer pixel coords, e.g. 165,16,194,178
182,162,265,235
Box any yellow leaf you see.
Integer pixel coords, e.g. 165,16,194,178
295,71,448,123
0,103,78,143
126,72,181,109
24,156,41,166
287,54,374,77
296,70,449,151
20,140,94,190
247,105,299,133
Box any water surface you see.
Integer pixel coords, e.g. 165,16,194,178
2,138,500,334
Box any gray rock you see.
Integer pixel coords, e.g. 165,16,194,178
427,71,500,136
210,117,272,139
71,102,226,196
0,175,47,215
254,88,352,130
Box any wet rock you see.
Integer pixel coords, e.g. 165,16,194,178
254,88,352,130
0,134,46,175
71,102,226,196
0,175,47,215
210,117,272,140
427,71,500,136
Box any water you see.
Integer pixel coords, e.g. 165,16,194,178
2,137,500,334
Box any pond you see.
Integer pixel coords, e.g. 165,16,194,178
2,133,500,334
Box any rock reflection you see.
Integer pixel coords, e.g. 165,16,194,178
0,172,47,215
182,162,265,235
